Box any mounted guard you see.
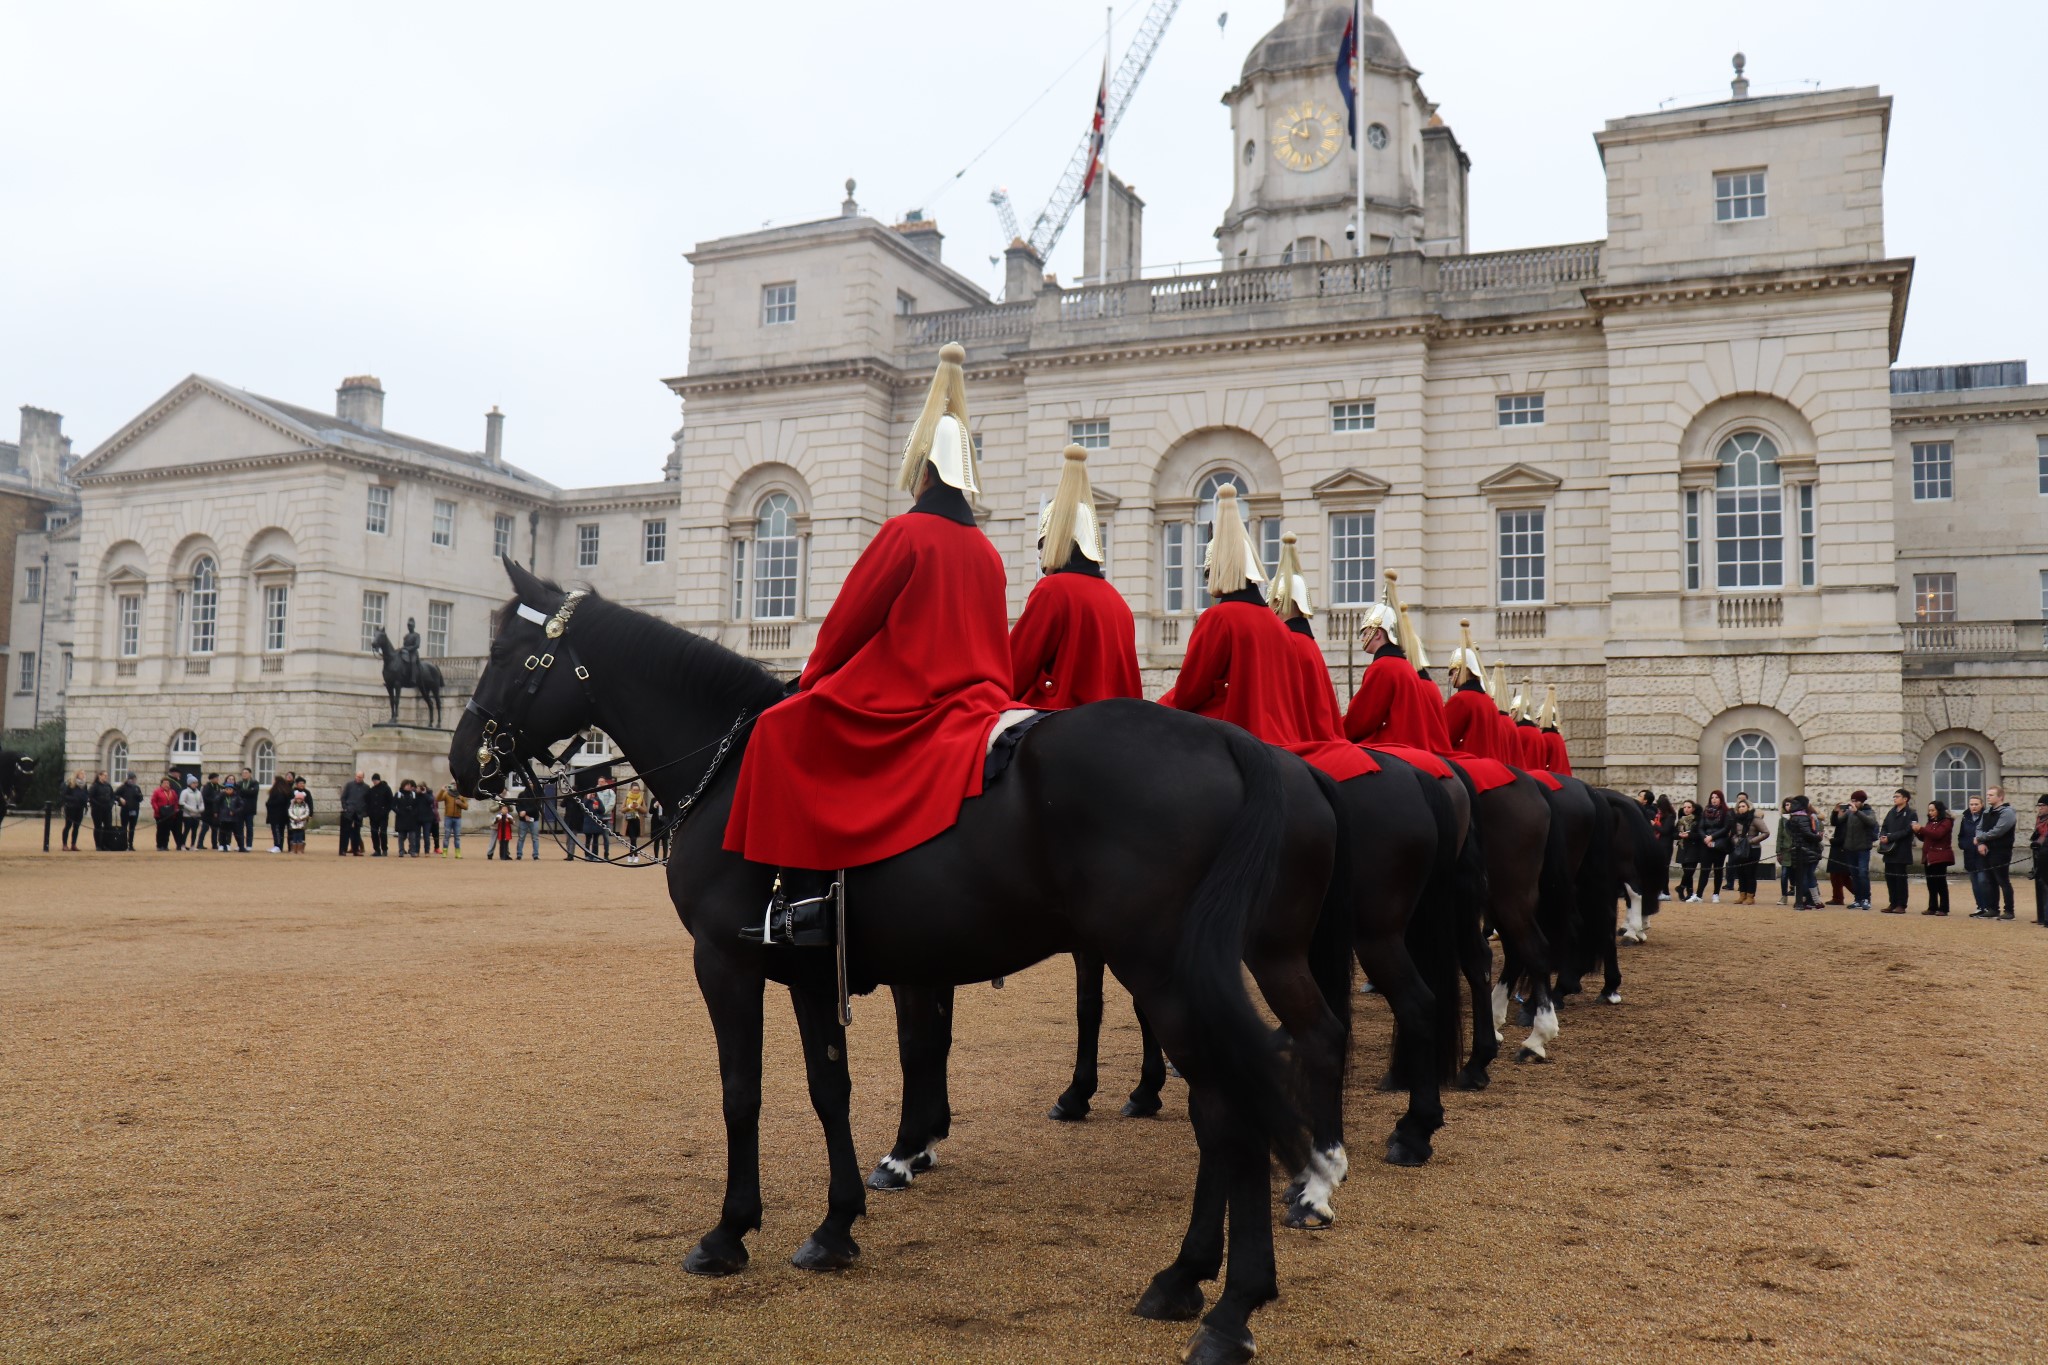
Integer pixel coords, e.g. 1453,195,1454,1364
1342,571,1450,754
1442,619,1501,761
1163,488,1374,781
1268,533,1348,739
1008,444,1141,707
721,343,1016,948
1539,685,1574,776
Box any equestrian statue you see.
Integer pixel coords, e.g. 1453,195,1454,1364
372,619,445,727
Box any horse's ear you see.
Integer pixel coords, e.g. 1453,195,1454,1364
504,556,547,606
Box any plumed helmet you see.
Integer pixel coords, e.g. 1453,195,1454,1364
1448,618,1483,685
1386,570,1430,670
1540,684,1561,730
898,343,980,496
1037,444,1103,571
1267,532,1313,618
1204,486,1266,594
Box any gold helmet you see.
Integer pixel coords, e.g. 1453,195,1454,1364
1488,661,1508,706
1448,618,1483,685
1267,532,1313,619
897,343,979,496
1037,443,1103,572
1540,684,1561,730
1386,570,1431,670
1204,485,1265,595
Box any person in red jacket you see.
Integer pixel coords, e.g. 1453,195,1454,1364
1009,444,1141,708
1441,619,1500,761
1268,533,1348,738
1163,490,1373,782
1489,664,1522,765
1512,680,1549,770
723,344,1015,946
1538,685,1573,776
1342,572,1450,751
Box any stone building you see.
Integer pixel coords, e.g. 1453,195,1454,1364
58,375,676,791
666,0,2045,810
2,407,82,735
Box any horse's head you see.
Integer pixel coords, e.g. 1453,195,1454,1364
370,628,393,655
0,750,30,802
450,558,598,798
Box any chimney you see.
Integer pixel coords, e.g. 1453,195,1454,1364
337,375,385,429
1004,239,1046,301
893,211,943,264
17,406,66,488
484,406,504,465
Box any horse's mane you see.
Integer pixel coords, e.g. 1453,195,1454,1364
497,582,785,716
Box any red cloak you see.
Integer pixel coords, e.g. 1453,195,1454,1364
1515,721,1548,770
1344,651,1452,752
1164,599,1376,781
1284,624,1347,737
1443,685,1502,761
723,503,1013,870
1541,728,1573,776
1008,569,1142,707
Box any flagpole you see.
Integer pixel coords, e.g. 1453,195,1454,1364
1099,5,1113,284
1355,0,1366,258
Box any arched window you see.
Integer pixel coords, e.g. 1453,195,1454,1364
1714,432,1783,590
170,730,200,768
1723,732,1779,807
1931,744,1984,813
753,493,799,621
1281,236,1330,265
188,556,219,653
251,738,276,787
108,739,129,779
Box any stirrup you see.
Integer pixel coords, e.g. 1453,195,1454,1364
740,870,841,949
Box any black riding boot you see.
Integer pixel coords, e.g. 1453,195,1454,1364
740,870,841,948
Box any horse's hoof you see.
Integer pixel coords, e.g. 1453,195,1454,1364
1133,1273,1204,1322
1181,1322,1256,1365
1454,1066,1492,1092
866,1159,913,1192
683,1239,749,1277
1601,991,1623,1005
1384,1133,1432,1167
790,1234,859,1272
1515,1047,1552,1065
1047,1098,1090,1122
1121,1094,1163,1119
1282,1197,1334,1231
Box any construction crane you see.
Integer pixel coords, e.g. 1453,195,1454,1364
1005,0,1182,264
989,186,1022,245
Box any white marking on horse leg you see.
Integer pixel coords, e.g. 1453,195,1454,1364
1622,884,1648,943
1491,982,1510,1034
1526,1003,1560,1058
1601,990,1623,1005
918,1141,939,1170
1293,1144,1347,1224
878,1154,915,1182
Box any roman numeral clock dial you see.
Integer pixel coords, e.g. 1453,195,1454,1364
1272,102,1343,172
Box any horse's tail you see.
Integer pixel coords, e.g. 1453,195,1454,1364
1175,725,1311,1172
1604,788,1664,911
1406,771,1467,1080
1565,779,1614,974
1304,767,1355,1088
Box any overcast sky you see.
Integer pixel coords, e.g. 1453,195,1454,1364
5,1,2043,489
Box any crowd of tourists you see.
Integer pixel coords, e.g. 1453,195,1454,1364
1636,785,2044,922
47,767,666,865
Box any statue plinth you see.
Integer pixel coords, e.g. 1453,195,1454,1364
354,722,458,791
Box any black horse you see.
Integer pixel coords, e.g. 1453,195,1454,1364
1564,789,1668,995
371,628,444,727
1033,753,1470,1163
450,562,1354,1365
0,749,34,830
1497,774,1612,1057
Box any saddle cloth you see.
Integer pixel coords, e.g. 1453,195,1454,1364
1443,755,1520,794
1363,743,1455,780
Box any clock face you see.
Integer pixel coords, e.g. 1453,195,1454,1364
1272,103,1344,172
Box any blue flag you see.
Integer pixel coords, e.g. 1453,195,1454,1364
1336,13,1357,147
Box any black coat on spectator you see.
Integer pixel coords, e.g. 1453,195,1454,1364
1878,804,1918,867
366,780,393,819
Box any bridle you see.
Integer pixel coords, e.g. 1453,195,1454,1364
464,589,755,867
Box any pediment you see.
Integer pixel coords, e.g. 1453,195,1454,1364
1093,486,1123,514
1311,468,1392,500
249,553,299,576
1476,462,1563,501
105,564,150,587
72,377,322,480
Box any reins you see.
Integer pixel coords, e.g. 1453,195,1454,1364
467,590,762,869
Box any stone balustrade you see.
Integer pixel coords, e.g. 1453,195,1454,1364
1901,621,2028,656
1716,595,1784,630
896,243,1603,357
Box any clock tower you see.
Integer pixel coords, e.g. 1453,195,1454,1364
1217,0,1467,264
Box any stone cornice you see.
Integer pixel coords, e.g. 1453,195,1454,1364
76,445,558,507
1588,258,1915,358
664,358,903,399
1892,399,2048,429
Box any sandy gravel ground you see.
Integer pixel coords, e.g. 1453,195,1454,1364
4,821,2047,1363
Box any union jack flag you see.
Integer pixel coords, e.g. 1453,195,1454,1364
1080,53,1109,196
